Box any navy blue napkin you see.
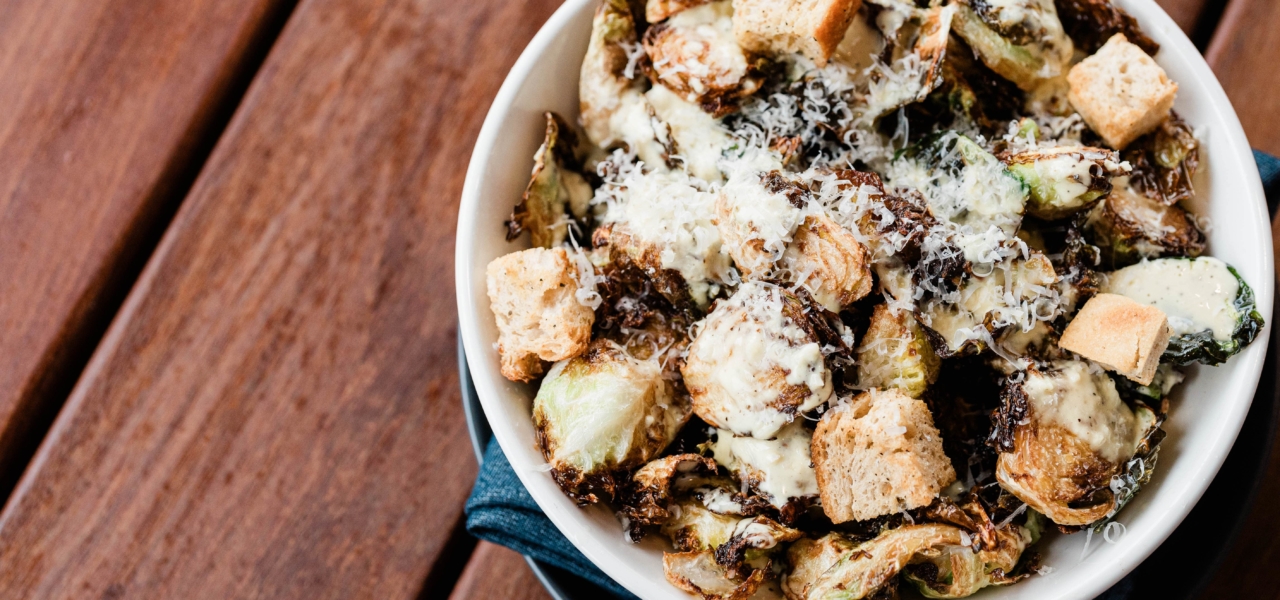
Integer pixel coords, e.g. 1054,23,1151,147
466,438,639,599
466,151,1280,600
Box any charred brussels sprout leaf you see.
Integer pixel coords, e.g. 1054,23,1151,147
1122,114,1200,207
1006,146,1125,219
506,112,592,248
532,342,691,503
1055,0,1159,55
1102,257,1265,366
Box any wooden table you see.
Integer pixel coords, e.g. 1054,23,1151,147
0,0,1275,598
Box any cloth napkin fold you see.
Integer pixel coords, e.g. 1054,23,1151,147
465,150,1280,600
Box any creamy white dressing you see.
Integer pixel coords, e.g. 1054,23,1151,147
645,85,731,183
1030,151,1094,205
1023,361,1145,463
607,90,669,169
1102,257,1240,340
710,422,819,507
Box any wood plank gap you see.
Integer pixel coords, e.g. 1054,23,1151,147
417,517,480,600
0,0,302,508
1188,0,1232,50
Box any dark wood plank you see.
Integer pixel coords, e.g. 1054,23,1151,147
1195,1,1280,595
0,0,296,500
1204,0,1280,156
448,542,554,600
1199,218,1280,598
0,0,562,597
1155,0,1214,36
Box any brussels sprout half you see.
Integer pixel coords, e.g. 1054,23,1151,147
792,522,1033,600
1084,179,1205,269
1005,146,1126,220
951,0,1073,91
533,342,692,503
992,361,1163,527
1101,257,1265,366
902,523,1034,599
505,112,592,248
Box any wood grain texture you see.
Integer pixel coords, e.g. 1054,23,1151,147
1205,0,1280,156
448,542,554,600
0,0,562,597
0,0,294,500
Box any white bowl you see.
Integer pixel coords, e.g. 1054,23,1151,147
456,1,1275,597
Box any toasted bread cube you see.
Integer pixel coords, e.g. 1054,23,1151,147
486,248,595,382
811,389,955,523
781,214,873,312
1067,34,1177,149
1060,293,1170,385
732,0,862,67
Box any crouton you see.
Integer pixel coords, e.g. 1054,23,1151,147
732,0,862,67
1068,34,1177,149
486,248,595,382
1060,293,1170,385
811,389,955,523
781,213,873,312
856,305,940,399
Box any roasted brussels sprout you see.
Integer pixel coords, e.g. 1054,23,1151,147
662,500,746,552
506,112,593,248
1055,0,1159,55
643,1,762,117
645,84,735,182
951,0,1074,91
579,0,670,167
621,454,725,536
683,281,834,439
533,342,692,503
664,549,768,600
1084,178,1205,268
895,132,1028,236
857,304,941,398
1122,114,1200,207
781,533,857,600
1005,146,1127,219
992,360,1161,526
863,3,958,121
902,522,1034,598
918,254,1059,357
916,34,1024,135
1102,257,1265,366
788,523,1030,600
779,213,875,312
